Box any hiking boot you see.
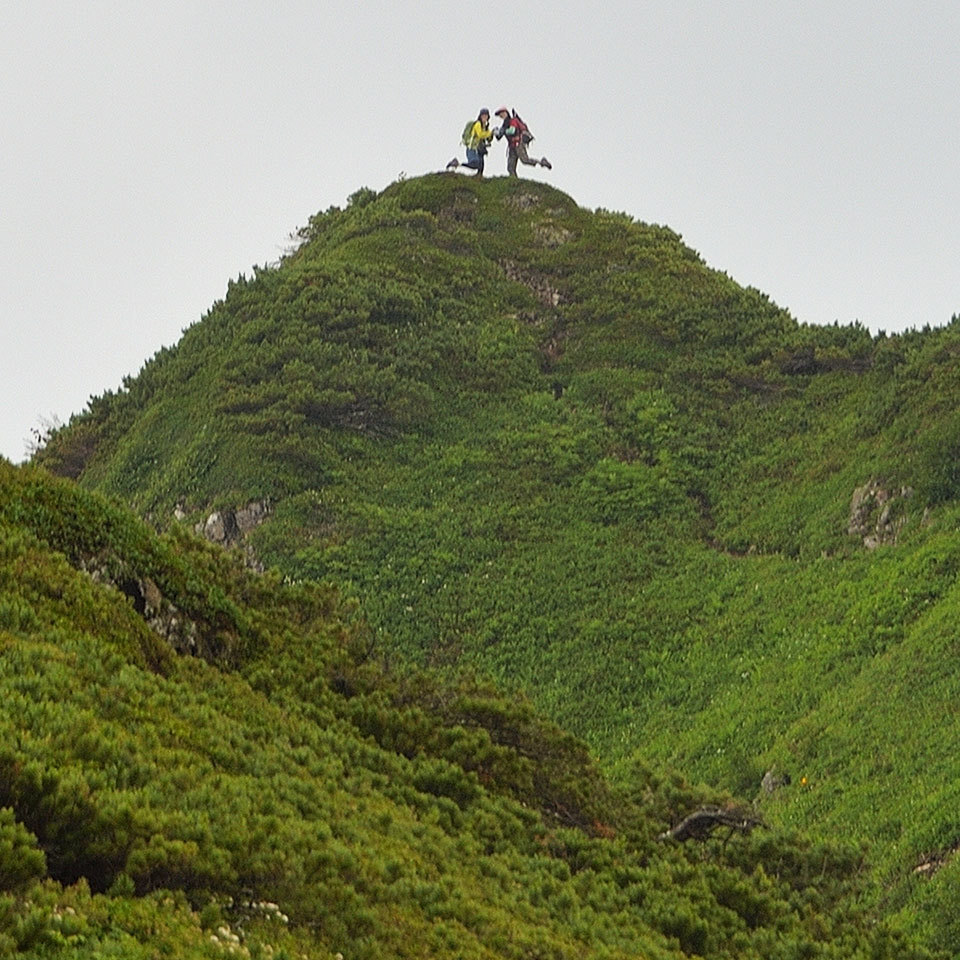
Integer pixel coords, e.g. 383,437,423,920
540,157,552,169
446,157,459,170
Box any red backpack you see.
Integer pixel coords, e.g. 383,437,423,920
509,112,534,144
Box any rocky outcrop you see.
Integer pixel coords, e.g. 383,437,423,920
499,259,564,307
193,500,271,571
533,221,573,248
848,481,912,549
81,556,199,656
129,576,199,654
195,500,270,546
760,769,791,794
505,191,542,212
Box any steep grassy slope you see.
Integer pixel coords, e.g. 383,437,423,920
0,460,929,958
36,174,960,950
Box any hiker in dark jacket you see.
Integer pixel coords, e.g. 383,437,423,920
494,107,551,177
447,109,495,177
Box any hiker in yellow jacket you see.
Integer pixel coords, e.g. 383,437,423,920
447,109,495,177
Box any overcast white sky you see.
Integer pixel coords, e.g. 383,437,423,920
3,1,958,463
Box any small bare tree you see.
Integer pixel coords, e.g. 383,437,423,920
24,413,63,460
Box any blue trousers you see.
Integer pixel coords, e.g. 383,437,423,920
463,148,485,174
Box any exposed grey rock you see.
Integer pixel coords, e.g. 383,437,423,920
533,221,573,248
196,501,270,546
79,554,200,655
235,500,271,535
849,480,912,548
195,501,271,572
505,191,541,211
499,259,564,307
140,579,198,654
760,769,791,794
198,510,236,545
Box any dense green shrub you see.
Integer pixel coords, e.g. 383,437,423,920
0,808,45,893
916,410,960,504
0,459,934,958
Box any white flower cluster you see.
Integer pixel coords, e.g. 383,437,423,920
245,899,290,924
209,923,248,955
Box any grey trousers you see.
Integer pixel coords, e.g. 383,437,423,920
507,141,540,177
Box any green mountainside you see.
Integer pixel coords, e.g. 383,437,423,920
0,461,922,958
27,174,960,954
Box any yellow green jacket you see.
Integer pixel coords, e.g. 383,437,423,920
468,120,494,150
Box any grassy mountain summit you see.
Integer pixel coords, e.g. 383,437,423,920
34,174,960,951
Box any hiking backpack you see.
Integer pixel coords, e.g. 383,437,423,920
461,120,475,147
511,112,534,144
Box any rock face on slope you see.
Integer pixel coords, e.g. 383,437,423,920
192,500,271,570
194,500,271,547
81,553,199,655
848,480,913,549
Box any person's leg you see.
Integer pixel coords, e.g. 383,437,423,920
516,141,539,167
462,148,481,170
507,147,518,177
